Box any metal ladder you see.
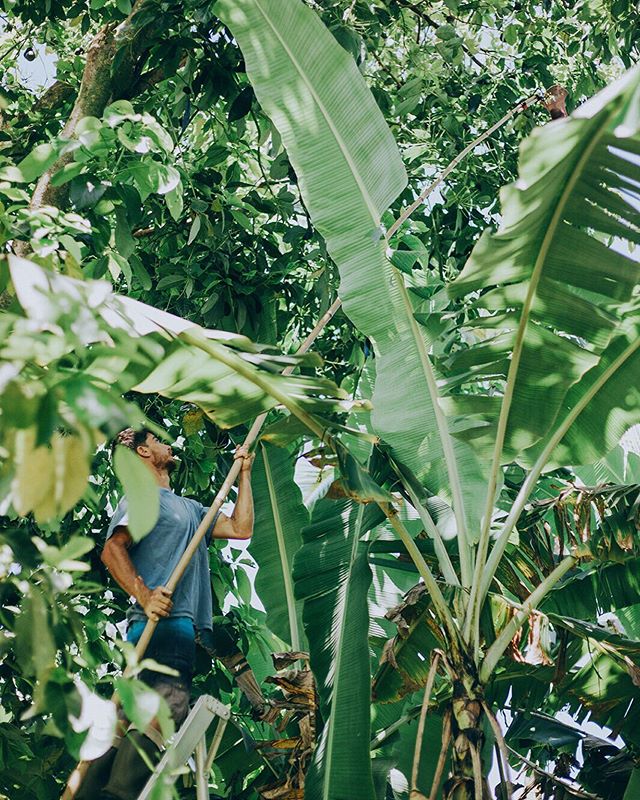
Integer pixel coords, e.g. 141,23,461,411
137,695,230,800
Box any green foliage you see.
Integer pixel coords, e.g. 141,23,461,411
114,677,174,740
1,255,347,530
449,65,640,467
112,445,160,540
1,0,640,798
294,496,382,800
250,442,308,649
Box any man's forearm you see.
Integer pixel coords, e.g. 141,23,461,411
103,537,173,620
231,471,254,537
102,539,149,605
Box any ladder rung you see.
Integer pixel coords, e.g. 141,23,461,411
137,695,230,800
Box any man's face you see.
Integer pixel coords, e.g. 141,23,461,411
138,432,176,472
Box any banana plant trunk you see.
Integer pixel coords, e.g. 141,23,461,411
444,676,491,800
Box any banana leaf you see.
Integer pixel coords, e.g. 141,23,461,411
546,614,640,660
542,557,640,619
215,0,489,546
624,768,640,799
293,496,384,800
556,646,640,746
251,442,309,650
8,255,346,430
448,66,640,469
573,445,637,486
534,315,640,469
506,710,584,750
617,603,640,638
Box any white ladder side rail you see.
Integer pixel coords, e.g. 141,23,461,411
137,695,230,800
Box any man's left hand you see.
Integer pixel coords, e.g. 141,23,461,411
234,445,255,473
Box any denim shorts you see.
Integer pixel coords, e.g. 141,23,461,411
127,617,196,726
127,617,196,687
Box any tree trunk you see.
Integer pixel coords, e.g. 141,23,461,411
25,0,156,216
26,24,118,213
6,0,168,280
443,679,491,800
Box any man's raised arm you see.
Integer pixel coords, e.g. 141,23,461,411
212,445,255,541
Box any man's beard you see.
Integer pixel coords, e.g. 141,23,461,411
166,457,176,474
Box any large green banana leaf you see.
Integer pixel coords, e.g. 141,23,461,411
556,639,640,747
618,603,640,638
624,768,640,799
573,444,640,486
528,314,640,469
542,556,640,619
250,442,309,649
495,615,640,748
215,0,489,551
293,497,383,800
448,66,640,468
8,255,345,430
374,553,640,705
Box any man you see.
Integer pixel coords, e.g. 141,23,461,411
78,427,260,800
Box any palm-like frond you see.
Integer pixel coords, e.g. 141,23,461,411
448,67,640,468
293,497,383,800
8,255,346,430
251,443,309,649
457,69,640,612
216,0,491,580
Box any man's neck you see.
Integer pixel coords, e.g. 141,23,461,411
149,466,171,489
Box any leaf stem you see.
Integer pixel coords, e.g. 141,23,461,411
382,503,460,649
505,745,602,800
470,744,484,800
392,268,473,588
370,706,422,750
403,482,460,587
180,329,329,442
479,555,576,682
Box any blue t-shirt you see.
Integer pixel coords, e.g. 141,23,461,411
106,489,220,631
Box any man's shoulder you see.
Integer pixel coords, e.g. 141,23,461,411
106,496,129,540
156,492,208,530
160,490,199,511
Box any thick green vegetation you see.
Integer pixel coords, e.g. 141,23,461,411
1,1,640,799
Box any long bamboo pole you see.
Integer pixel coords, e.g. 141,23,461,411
385,92,541,242
61,298,341,800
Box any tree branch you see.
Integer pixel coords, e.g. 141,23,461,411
506,745,602,800
123,54,187,99
395,0,486,69
22,0,163,217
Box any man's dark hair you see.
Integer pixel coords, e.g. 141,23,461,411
111,427,152,454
